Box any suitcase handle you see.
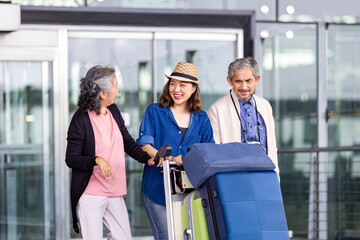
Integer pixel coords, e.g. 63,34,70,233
202,199,207,208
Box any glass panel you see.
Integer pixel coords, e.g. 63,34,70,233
327,151,360,239
68,37,153,237
0,61,55,240
279,152,311,239
156,39,236,111
257,23,317,149
327,25,360,148
278,0,360,23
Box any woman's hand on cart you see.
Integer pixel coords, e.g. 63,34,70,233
171,155,183,166
153,155,182,167
153,144,172,167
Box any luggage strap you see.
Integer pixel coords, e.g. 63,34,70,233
206,181,220,240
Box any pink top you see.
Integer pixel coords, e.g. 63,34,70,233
84,109,127,197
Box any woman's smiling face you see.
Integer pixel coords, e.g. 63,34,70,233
168,79,196,107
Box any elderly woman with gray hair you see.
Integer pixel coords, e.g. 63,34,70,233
65,65,153,240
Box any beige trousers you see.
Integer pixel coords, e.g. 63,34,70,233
76,194,132,240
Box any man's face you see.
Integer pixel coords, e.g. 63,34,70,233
227,67,260,101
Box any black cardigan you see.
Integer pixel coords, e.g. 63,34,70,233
65,104,150,233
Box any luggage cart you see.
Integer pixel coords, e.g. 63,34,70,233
162,146,195,240
163,154,177,240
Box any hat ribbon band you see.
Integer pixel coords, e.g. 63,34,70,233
170,72,198,81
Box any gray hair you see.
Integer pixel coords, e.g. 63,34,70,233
78,65,115,114
228,57,259,80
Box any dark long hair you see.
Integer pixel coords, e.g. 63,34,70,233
158,80,202,112
77,65,115,114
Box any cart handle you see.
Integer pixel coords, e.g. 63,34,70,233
154,144,172,165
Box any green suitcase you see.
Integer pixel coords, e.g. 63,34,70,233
182,190,209,240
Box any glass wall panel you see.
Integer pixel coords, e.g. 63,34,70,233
0,61,55,240
327,25,360,148
278,0,360,23
257,23,317,149
327,151,360,239
279,152,311,239
156,39,236,111
68,37,153,237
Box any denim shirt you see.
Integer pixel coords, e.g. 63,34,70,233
137,103,214,205
239,96,268,154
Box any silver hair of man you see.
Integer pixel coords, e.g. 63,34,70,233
227,56,259,80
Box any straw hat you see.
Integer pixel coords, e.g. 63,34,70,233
165,62,201,85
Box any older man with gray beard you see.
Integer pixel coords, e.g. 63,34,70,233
207,56,280,179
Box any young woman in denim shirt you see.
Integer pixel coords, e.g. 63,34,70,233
137,62,214,240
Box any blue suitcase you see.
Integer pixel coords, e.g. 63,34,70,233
200,170,289,240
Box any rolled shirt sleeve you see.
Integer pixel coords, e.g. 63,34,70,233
137,105,155,146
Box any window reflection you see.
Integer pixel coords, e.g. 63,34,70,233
0,61,55,240
156,39,236,110
258,23,317,239
279,152,311,239
327,25,360,148
258,23,317,149
327,151,360,239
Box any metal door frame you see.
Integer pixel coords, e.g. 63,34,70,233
0,32,69,240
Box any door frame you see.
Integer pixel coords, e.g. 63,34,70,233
0,30,70,240
21,7,255,57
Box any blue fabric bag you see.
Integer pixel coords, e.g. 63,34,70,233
182,142,275,188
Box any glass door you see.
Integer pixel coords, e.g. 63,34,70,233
255,22,360,239
255,22,317,239
0,60,55,240
326,24,360,240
